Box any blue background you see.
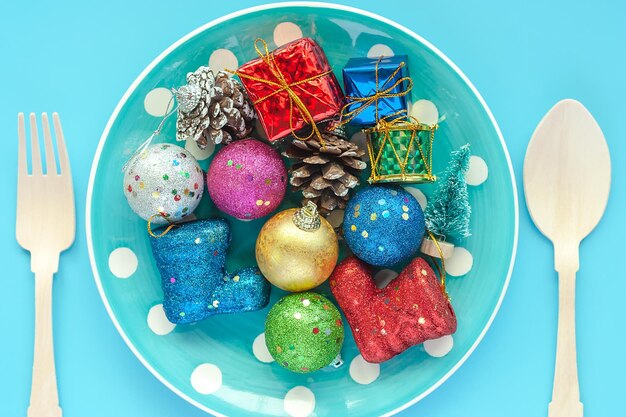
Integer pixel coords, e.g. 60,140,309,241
1,1,623,416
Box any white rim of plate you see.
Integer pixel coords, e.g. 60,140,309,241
86,2,520,416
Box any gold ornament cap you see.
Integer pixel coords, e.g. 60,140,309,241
293,201,321,231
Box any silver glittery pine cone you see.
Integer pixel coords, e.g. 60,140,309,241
175,67,256,149
283,129,367,214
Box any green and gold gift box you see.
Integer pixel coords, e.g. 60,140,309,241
364,119,437,184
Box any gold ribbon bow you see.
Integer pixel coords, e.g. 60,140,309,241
229,38,332,143
340,56,413,125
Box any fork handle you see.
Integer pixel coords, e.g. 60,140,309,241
28,270,62,417
548,267,583,417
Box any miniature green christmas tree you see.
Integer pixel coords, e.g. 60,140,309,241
421,144,471,258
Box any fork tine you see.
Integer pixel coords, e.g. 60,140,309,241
17,113,27,179
41,113,58,175
29,113,43,175
52,113,71,175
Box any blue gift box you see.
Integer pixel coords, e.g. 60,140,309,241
341,55,411,126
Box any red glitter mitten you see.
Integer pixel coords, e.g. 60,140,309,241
330,256,457,363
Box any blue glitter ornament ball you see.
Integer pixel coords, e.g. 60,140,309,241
150,218,271,324
343,186,425,267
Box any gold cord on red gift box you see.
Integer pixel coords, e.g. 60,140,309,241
147,213,178,238
339,56,413,125
228,38,331,144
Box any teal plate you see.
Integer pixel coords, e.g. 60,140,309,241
86,3,518,416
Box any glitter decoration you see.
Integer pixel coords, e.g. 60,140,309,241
123,144,204,224
265,293,344,373
343,186,425,267
207,139,287,220
149,219,271,324
256,205,338,292
330,256,456,363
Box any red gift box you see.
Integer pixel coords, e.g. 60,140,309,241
236,38,345,142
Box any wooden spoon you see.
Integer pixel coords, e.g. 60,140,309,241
524,99,611,417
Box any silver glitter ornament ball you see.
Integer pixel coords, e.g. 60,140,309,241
123,143,204,224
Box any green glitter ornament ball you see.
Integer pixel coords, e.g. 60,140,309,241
265,292,344,373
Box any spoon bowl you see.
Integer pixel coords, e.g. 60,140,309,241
525,99,611,248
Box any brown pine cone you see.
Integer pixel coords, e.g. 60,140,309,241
175,67,256,149
283,129,367,214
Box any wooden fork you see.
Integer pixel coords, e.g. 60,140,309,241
16,113,75,417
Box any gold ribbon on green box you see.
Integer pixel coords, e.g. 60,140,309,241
364,116,437,184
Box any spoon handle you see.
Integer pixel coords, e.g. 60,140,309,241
549,262,584,417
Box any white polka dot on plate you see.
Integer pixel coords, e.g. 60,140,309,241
465,156,488,186
144,88,174,117
108,247,138,279
349,354,380,384
274,22,303,47
284,386,315,417
367,44,394,58
190,363,222,394
147,304,176,336
185,137,215,161
326,209,345,228
350,131,367,152
424,335,454,357
445,247,473,276
410,99,439,126
403,186,427,210
208,49,238,72
373,269,398,289
252,333,274,363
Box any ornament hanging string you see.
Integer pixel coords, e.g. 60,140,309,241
227,38,330,145
121,95,178,173
368,114,437,181
147,213,178,238
339,56,413,125
426,229,449,298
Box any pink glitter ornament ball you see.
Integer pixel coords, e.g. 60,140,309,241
207,139,287,219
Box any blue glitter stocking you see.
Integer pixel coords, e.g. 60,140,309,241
150,219,271,324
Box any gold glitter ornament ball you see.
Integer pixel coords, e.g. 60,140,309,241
256,202,339,292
